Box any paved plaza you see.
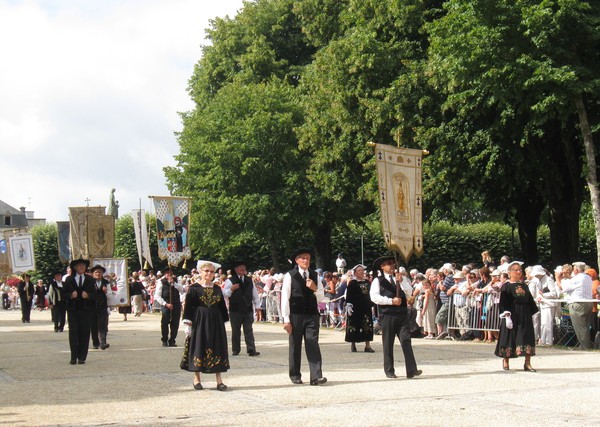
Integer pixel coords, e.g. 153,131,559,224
0,308,598,426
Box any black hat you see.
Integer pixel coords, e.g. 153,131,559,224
90,265,106,273
231,260,246,269
69,258,90,270
289,248,312,264
53,271,63,277
372,256,396,272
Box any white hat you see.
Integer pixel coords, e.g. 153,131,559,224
554,265,563,274
440,263,453,272
196,260,222,271
453,271,465,279
506,261,523,270
490,269,500,277
156,271,162,276
572,261,586,270
530,265,546,277
351,264,367,272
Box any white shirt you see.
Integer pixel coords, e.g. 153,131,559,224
369,274,396,306
562,272,593,301
154,278,184,306
222,276,260,308
281,268,324,323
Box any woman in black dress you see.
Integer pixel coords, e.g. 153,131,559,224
181,262,229,391
345,265,374,352
494,261,539,372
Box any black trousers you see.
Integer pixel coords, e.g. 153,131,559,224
52,301,66,331
97,309,109,346
161,304,181,343
67,309,91,362
90,310,99,347
230,311,256,354
20,298,32,322
289,313,323,381
380,313,417,376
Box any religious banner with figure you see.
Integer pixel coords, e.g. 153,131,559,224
374,143,423,263
69,206,105,259
87,214,115,258
132,209,153,269
91,258,129,307
150,196,191,266
8,234,35,273
56,221,71,263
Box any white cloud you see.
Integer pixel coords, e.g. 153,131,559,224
0,0,245,221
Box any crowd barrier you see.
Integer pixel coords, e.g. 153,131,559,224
447,292,501,333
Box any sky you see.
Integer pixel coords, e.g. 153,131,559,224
0,0,246,222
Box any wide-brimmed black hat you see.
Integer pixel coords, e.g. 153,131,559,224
289,248,312,264
372,256,396,272
230,260,247,269
90,265,106,273
69,258,90,270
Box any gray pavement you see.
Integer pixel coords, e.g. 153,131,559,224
0,308,598,426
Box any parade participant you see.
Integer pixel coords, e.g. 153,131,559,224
17,273,34,323
281,248,327,385
48,272,67,332
556,262,593,349
495,261,539,371
130,272,145,317
369,256,421,379
35,280,46,310
344,264,375,353
90,265,110,350
154,267,184,347
223,260,261,356
181,263,229,391
64,259,96,365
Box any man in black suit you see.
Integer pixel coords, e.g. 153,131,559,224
48,272,67,332
154,267,184,347
90,265,110,350
369,256,421,379
223,260,261,356
64,259,96,365
281,248,327,386
17,273,34,323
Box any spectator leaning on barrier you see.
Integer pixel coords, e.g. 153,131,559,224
556,262,593,350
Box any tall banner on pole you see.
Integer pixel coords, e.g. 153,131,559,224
150,196,191,266
374,143,423,263
57,221,71,263
132,209,153,269
8,234,35,273
69,206,105,259
91,258,129,307
87,214,115,258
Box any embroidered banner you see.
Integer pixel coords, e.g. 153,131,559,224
91,258,129,307
87,214,115,258
150,196,191,266
132,209,153,269
69,206,105,259
374,143,423,263
56,221,71,263
8,234,35,273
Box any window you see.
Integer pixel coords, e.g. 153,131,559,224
4,216,10,226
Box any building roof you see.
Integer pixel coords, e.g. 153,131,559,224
0,200,28,228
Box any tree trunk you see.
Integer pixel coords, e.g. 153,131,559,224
313,223,332,270
514,191,544,265
574,95,600,268
268,237,279,272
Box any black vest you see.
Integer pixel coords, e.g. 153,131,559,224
95,279,109,310
228,275,254,313
289,268,319,316
160,279,181,306
377,275,407,315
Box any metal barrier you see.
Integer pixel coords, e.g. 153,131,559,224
447,292,501,333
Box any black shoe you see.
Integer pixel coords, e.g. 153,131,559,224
193,382,203,390
101,343,110,350
168,341,177,347
364,347,375,353
385,373,397,379
291,378,303,385
407,369,422,379
310,377,327,386
232,351,240,356
70,359,76,365
78,360,86,365
248,350,260,356
351,343,357,352
93,346,99,350
216,383,227,391
54,328,59,333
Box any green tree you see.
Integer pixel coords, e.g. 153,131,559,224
31,223,66,282
114,213,161,273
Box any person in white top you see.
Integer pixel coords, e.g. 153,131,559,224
335,254,346,274
530,265,559,346
557,262,593,349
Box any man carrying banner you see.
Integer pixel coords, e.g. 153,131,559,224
370,255,421,379
223,260,261,356
64,259,97,365
154,267,184,347
90,265,110,350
